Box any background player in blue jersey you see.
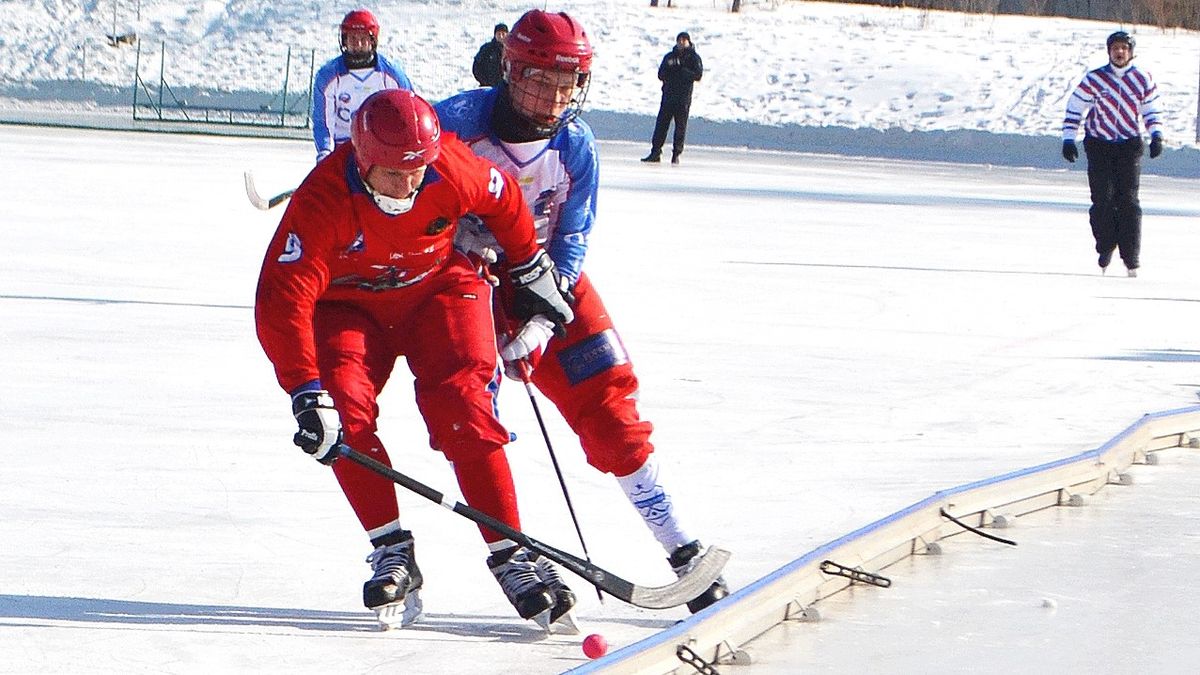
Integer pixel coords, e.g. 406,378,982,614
311,9,414,163
436,8,728,615
1061,31,1164,277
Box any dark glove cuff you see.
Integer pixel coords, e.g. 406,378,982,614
509,250,552,286
289,379,323,398
292,390,334,415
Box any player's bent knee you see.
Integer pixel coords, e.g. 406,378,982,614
587,446,652,477
575,411,653,476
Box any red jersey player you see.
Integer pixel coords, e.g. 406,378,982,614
255,89,575,631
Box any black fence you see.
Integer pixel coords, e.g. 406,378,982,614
132,42,314,129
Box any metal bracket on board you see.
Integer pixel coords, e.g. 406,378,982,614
819,559,892,588
1058,490,1086,507
676,643,720,674
784,598,822,622
939,508,1018,546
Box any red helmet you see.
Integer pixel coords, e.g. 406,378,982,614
351,90,442,175
504,10,593,85
340,8,380,66
340,9,380,41
503,10,593,135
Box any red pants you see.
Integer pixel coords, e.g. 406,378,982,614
501,272,654,477
314,259,519,543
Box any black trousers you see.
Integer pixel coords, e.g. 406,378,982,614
1083,137,1143,269
650,95,692,157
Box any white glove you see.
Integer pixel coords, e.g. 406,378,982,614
455,214,501,261
455,214,501,284
500,315,556,380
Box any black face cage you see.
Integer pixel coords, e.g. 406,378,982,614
559,73,591,129
509,70,592,134
340,31,377,56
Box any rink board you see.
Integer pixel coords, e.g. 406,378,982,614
568,405,1200,675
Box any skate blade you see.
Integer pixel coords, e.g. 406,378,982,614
550,609,581,635
532,608,581,635
373,590,423,630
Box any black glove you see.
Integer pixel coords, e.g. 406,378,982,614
1149,135,1163,159
508,250,574,336
291,389,342,465
1062,140,1077,163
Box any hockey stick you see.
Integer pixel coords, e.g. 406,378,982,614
492,296,603,603
511,355,603,604
244,171,295,210
335,443,731,610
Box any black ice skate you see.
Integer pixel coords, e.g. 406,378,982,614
669,540,730,613
363,530,424,629
532,552,579,634
488,545,556,629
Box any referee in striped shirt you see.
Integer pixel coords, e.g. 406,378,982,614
1061,31,1164,277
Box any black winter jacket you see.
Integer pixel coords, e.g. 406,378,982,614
658,46,703,101
472,40,504,87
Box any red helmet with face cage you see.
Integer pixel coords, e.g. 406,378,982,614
502,10,593,135
340,8,380,66
504,10,592,84
351,89,441,175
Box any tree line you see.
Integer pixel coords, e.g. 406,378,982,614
826,0,1200,30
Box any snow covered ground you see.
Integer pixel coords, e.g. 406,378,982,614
3,1,1200,672
1,0,1197,147
2,120,1200,673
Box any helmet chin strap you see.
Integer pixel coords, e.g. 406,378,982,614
363,177,418,215
373,192,416,215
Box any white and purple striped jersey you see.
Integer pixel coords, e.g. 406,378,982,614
435,88,597,283
312,54,414,163
1062,64,1162,142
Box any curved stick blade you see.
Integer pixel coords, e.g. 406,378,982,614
627,546,731,609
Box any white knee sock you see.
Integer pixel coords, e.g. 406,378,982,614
615,455,693,554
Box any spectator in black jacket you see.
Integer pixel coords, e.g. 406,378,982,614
642,32,703,164
472,23,508,87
